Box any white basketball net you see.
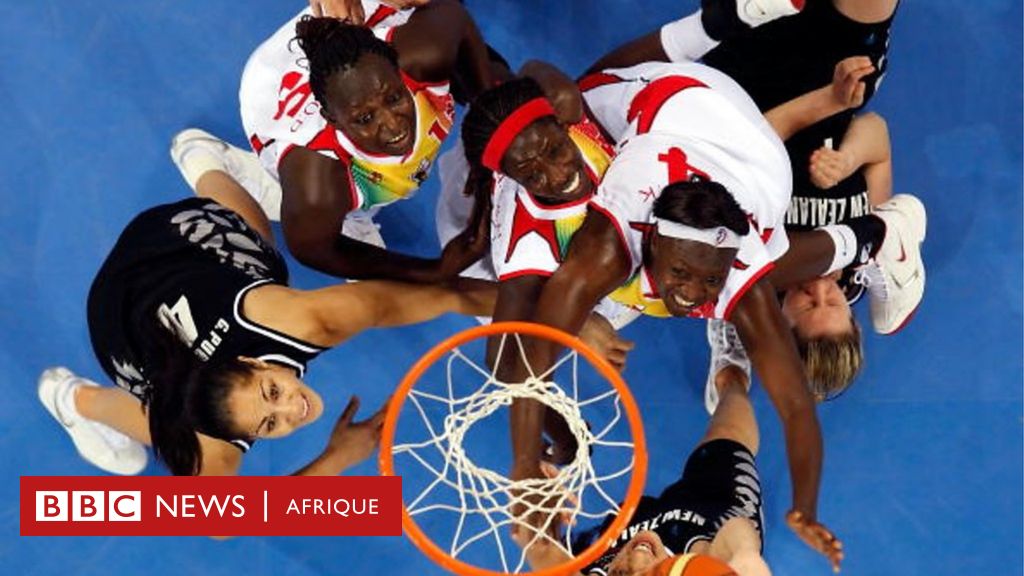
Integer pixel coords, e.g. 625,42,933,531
391,332,638,574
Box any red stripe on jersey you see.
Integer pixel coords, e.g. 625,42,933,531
249,134,274,155
400,70,450,92
577,72,625,92
722,262,775,320
588,201,632,265
303,127,360,212
627,76,709,135
498,268,555,281
366,5,398,27
505,194,562,264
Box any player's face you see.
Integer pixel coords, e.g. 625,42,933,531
781,275,853,339
649,234,736,317
321,53,416,156
226,361,325,440
501,119,593,204
605,530,671,576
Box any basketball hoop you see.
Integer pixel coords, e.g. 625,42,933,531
380,321,647,576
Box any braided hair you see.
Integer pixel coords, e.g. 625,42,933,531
294,16,399,110
653,180,750,237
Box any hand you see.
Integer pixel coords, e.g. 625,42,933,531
808,145,857,189
437,179,492,279
786,510,844,572
309,0,430,23
829,56,875,111
578,313,635,371
509,462,576,550
309,0,365,23
326,396,387,469
519,60,583,125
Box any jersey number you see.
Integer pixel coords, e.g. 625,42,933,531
157,296,199,347
657,147,709,183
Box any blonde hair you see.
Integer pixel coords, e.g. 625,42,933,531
795,317,864,401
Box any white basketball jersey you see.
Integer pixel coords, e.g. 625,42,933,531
239,3,454,212
583,62,793,320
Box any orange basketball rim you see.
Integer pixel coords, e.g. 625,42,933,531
379,321,649,576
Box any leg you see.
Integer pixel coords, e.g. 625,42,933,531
699,365,759,456
75,384,152,445
38,367,148,475
170,128,282,245
195,170,275,245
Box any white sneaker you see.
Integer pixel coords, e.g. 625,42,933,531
341,214,386,249
854,194,927,335
738,0,803,28
169,128,284,221
704,320,752,415
38,367,148,475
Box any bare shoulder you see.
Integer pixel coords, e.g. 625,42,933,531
197,434,243,476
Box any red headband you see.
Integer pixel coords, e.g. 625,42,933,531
480,97,557,171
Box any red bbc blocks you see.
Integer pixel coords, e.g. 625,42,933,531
20,476,401,537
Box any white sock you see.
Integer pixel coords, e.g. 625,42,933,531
660,11,720,63
820,224,858,275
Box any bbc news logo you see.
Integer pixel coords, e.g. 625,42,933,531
21,476,401,536
36,491,141,522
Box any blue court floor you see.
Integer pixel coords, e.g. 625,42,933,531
1,1,1021,574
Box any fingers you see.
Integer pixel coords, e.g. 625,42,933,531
338,395,361,426
809,148,843,188
605,348,628,370
371,396,390,424
835,56,874,81
787,511,844,571
346,0,366,25
833,56,875,109
309,0,324,17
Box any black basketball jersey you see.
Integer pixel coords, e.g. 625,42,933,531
87,198,326,450
702,1,896,304
577,440,763,575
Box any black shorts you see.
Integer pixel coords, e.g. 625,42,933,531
658,438,765,543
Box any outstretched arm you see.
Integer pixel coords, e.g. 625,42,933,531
243,277,497,349
308,0,430,23
391,0,498,99
728,278,842,571
289,396,387,476
278,147,484,283
511,211,631,476
585,30,668,75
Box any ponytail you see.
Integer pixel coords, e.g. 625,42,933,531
143,328,252,475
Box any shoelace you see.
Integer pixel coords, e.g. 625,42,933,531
710,321,749,367
853,265,890,301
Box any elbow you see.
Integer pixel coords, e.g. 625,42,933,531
285,234,329,271
284,227,356,278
